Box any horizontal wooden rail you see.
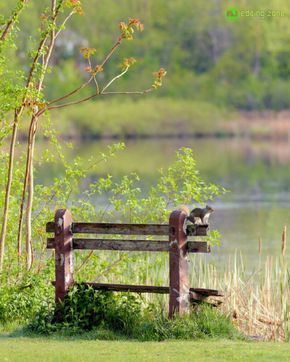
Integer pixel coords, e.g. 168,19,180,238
47,238,210,253
46,222,208,236
186,224,208,236
65,282,223,297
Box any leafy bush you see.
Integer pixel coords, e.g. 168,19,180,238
27,285,243,341
28,285,142,336
0,269,53,325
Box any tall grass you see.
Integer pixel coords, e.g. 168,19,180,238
189,253,288,342
192,227,288,342
104,229,289,342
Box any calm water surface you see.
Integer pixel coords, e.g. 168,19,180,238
37,137,290,265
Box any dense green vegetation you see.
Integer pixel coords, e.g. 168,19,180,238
2,0,290,110
27,285,241,340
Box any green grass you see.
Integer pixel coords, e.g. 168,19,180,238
0,335,289,362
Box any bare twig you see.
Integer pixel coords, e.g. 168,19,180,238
55,9,75,38
45,92,99,110
88,58,100,94
46,37,123,107
45,87,153,111
101,66,129,93
102,89,153,95
75,251,94,273
100,37,122,68
46,76,94,107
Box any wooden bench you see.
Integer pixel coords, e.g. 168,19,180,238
46,208,222,318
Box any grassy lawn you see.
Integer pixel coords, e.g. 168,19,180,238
0,335,289,362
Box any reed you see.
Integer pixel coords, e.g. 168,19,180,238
281,226,287,257
194,227,289,342
189,253,289,342
108,230,289,342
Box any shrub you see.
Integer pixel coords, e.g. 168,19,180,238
27,285,243,341
28,285,142,336
0,269,53,325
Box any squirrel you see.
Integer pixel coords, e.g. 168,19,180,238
178,205,214,225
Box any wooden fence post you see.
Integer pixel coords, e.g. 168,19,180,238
169,209,189,318
54,209,74,304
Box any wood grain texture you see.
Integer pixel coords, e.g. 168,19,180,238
47,238,210,253
68,282,223,297
169,209,189,317
54,209,74,305
46,222,208,236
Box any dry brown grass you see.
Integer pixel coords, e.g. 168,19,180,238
190,230,289,342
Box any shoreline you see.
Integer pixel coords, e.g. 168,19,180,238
13,98,290,141
17,129,290,142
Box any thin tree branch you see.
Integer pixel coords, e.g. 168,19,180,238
102,89,153,95
101,66,129,93
100,37,122,68
55,9,75,38
88,58,100,94
46,76,94,106
0,0,29,42
45,92,99,110
75,251,94,273
31,191,57,223
92,75,100,94
42,87,153,112
24,0,63,90
46,36,124,107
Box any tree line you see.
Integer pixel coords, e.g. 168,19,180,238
2,0,290,109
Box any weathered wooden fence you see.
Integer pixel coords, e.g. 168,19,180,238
46,208,222,318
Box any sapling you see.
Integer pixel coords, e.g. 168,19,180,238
0,0,166,271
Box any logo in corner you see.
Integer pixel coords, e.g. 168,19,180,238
226,7,239,21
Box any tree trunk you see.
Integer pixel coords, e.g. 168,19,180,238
0,116,19,270
25,119,37,270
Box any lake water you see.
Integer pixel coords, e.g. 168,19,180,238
37,137,290,265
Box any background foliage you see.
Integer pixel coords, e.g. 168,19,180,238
2,0,290,110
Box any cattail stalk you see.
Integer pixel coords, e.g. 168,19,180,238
258,236,262,255
281,226,286,257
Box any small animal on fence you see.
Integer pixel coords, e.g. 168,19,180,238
179,205,214,225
